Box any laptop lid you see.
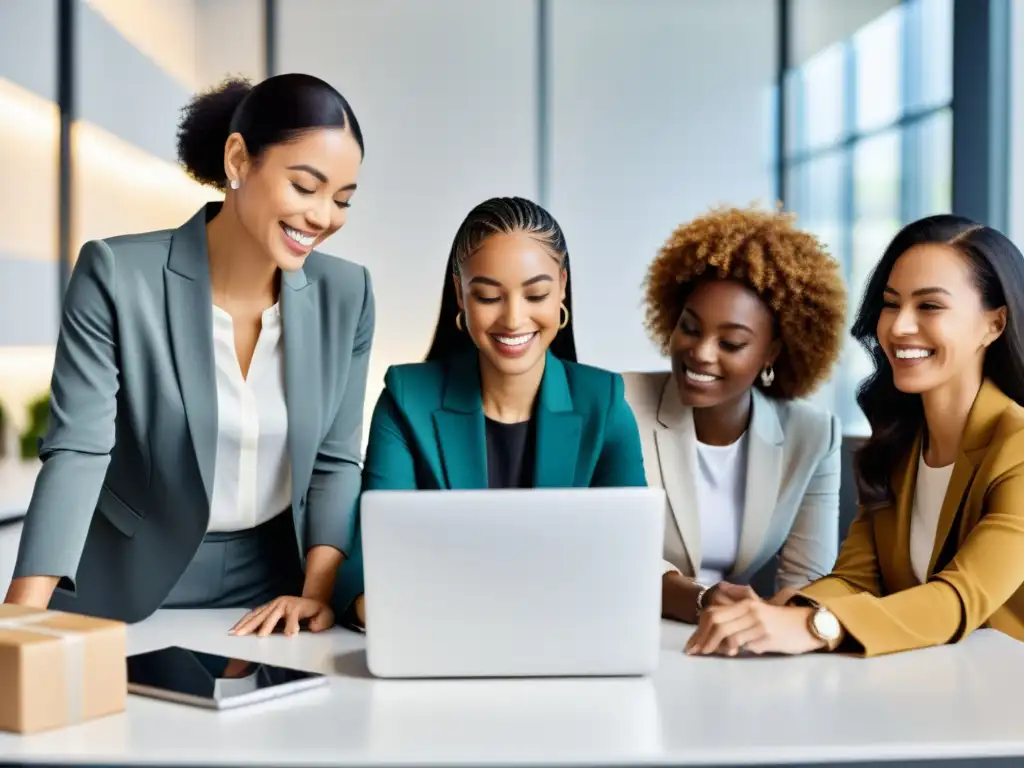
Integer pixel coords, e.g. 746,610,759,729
360,487,666,679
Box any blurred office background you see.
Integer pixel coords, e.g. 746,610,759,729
0,0,1020,585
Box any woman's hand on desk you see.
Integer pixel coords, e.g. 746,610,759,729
354,594,365,625
229,596,335,637
685,600,823,656
708,582,759,606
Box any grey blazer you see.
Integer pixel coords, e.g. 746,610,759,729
622,372,839,591
13,203,375,623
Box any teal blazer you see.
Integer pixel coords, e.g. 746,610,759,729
336,350,647,608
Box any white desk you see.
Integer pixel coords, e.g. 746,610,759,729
2,610,1024,767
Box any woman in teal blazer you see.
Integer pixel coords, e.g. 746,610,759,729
338,197,646,621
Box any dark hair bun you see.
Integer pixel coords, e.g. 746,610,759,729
176,77,252,189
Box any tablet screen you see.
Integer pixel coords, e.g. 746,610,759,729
127,646,325,705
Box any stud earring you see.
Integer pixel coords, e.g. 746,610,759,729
229,179,240,190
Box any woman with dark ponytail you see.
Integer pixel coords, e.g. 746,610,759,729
686,215,1024,658
336,197,646,624
6,74,374,638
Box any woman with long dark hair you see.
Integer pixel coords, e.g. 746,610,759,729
685,214,1024,657
336,196,645,622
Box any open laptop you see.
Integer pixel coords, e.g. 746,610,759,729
359,487,666,679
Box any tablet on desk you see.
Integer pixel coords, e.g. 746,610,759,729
126,646,328,710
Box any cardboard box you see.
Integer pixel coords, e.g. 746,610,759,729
0,604,127,734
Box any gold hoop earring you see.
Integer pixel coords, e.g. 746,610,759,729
559,303,569,330
455,310,464,331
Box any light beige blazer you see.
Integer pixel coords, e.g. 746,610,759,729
623,372,840,591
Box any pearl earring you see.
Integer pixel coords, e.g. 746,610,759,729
229,179,240,190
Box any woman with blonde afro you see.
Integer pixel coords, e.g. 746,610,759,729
623,206,847,624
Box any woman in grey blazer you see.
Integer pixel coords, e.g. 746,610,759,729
4,74,374,636
624,206,847,624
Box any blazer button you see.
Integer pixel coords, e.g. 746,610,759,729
299,496,306,509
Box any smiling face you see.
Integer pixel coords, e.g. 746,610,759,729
877,243,1006,395
225,127,362,271
455,232,567,378
669,279,780,409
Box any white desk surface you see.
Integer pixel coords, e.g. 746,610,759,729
2,610,1024,767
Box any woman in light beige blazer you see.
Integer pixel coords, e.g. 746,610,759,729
625,206,848,624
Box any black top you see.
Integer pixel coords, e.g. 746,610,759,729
485,417,535,489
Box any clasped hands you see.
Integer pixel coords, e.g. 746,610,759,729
684,584,824,657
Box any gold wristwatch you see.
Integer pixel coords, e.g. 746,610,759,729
807,605,842,651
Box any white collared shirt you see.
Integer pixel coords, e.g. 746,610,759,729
207,303,292,532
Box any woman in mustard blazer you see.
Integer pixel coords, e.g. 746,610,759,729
685,215,1024,657
336,197,647,620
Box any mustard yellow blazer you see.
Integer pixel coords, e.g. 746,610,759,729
800,379,1024,657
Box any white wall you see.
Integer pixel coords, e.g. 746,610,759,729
549,0,777,374
1010,0,1024,245
278,0,777,414
196,0,263,88
279,0,540,426
84,0,199,89
0,0,56,100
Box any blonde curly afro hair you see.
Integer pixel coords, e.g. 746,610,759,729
643,206,847,400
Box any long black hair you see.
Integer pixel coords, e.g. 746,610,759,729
853,214,1024,507
424,197,578,362
177,73,364,189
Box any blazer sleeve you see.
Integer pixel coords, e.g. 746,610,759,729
801,459,1024,657
333,374,418,616
799,504,885,603
304,266,375,557
361,376,419,491
13,241,120,588
591,373,647,488
775,414,841,590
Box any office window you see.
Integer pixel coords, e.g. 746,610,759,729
783,0,953,436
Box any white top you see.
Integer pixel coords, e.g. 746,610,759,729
0,608,1021,766
694,432,748,582
207,304,292,532
909,453,954,584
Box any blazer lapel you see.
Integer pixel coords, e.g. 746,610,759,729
927,379,1007,575
890,435,921,590
654,379,702,572
731,389,783,580
433,353,487,489
164,205,218,503
281,266,319,507
533,354,581,488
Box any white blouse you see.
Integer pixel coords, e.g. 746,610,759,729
207,303,292,532
694,431,748,583
909,453,954,584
